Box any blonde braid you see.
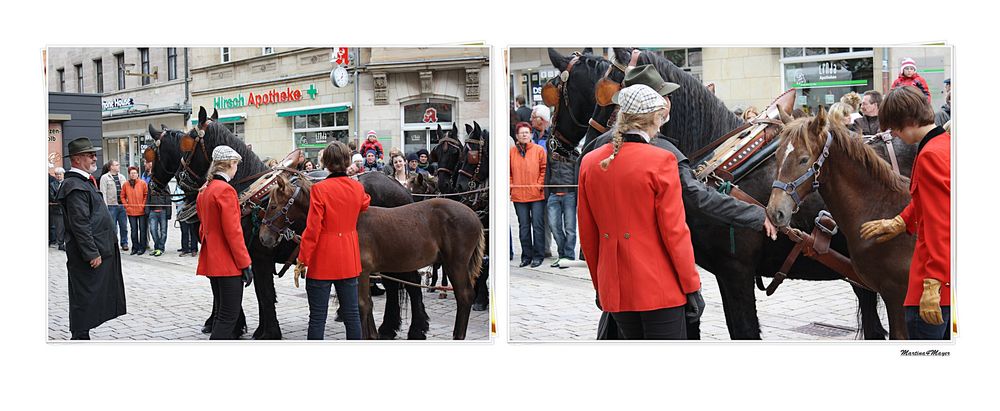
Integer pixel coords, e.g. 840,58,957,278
600,110,660,170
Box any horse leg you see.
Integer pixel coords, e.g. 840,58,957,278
403,271,430,340
445,265,474,340
378,273,402,340
249,251,281,340
880,289,909,340
426,264,438,293
851,285,887,340
357,271,378,340
715,271,762,340
472,258,489,311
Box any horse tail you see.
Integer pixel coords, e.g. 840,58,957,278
468,231,485,283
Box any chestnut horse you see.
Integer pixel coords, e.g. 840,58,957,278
767,107,913,339
261,174,485,340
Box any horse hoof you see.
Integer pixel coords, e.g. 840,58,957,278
407,332,427,340
201,325,212,334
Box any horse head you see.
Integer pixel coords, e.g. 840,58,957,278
455,122,488,193
767,106,835,227
259,173,309,248
430,123,462,194
545,48,612,151
144,123,200,194
408,172,438,201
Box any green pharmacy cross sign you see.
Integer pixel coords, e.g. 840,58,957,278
214,84,319,110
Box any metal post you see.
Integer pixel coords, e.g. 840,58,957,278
353,48,361,148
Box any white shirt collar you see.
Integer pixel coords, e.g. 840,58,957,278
214,172,232,182
69,167,91,178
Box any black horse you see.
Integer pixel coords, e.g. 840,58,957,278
429,123,463,195
454,122,490,311
548,48,916,339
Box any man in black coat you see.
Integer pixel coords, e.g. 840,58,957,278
49,168,66,250
580,66,777,340
57,138,127,340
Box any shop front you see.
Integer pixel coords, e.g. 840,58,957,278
780,48,875,114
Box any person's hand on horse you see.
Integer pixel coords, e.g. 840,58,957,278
89,256,102,268
859,215,905,243
685,289,706,324
241,266,254,288
919,278,945,325
763,215,778,240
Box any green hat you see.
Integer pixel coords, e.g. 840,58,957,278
611,65,680,104
63,137,101,157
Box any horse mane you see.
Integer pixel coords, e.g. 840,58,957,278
783,118,909,195
203,121,268,188
635,50,744,155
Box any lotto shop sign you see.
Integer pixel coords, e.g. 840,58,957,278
214,84,318,110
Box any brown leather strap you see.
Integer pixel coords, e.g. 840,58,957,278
882,133,900,174
588,118,608,134
768,238,804,295
690,122,754,163
628,49,641,67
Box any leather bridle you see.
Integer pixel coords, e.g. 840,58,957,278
771,131,834,210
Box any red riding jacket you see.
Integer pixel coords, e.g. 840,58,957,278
299,175,371,280
196,175,252,277
899,129,951,307
578,135,700,312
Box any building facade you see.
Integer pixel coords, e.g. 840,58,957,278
188,47,490,164
46,47,191,169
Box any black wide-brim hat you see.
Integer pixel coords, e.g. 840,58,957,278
63,137,102,157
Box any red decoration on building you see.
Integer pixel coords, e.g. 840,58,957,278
422,107,438,123
335,48,350,66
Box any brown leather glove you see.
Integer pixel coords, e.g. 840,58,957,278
919,278,944,325
859,215,905,243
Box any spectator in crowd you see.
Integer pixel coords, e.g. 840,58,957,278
49,168,66,250
362,149,383,172
348,140,358,155
510,121,547,268
741,105,760,122
351,153,364,172
407,153,427,175
147,180,172,257
891,58,932,103
196,145,253,340
174,184,199,258
304,160,315,172
544,123,579,268
856,90,882,136
390,153,411,190
827,102,856,132
383,148,404,177
860,85,951,340
99,160,129,251
142,160,153,184
515,95,532,123
530,105,552,150
297,141,369,340
57,138,126,340
416,148,436,175
840,92,863,125
935,78,951,128
360,130,384,161
577,84,701,340
120,166,149,255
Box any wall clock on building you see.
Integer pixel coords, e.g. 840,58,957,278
331,66,350,88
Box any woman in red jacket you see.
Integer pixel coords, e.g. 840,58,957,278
860,85,952,339
510,121,547,268
297,141,371,340
578,84,702,339
196,145,253,340
120,166,149,255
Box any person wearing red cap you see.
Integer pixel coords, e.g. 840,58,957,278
891,58,932,104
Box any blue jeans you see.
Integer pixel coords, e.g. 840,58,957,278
149,211,168,251
546,192,577,259
513,201,546,262
306,277,361,340
181,221,199,252
108,205,128,246
128,214,148,251
905,306,951,340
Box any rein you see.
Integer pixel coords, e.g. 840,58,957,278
864,131,901,175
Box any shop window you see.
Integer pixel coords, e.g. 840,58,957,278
653,48,703,82
401,99,456,156
783,57,875,114
293,111,349,164
223,122,245,140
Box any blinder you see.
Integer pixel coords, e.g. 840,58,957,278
541,81,560,107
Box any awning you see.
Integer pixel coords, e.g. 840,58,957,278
191,113,246,125
275,102,352,118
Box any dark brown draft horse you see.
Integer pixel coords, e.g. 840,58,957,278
767,107,913,339
261,174,485,340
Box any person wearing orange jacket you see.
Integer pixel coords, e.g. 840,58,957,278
120,166,149,255
297,141,370,340
860,85,952,340
510,121,547,268
890,58,933,104
578,84,701,339
196,146,253,340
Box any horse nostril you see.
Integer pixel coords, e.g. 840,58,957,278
776,210,785,224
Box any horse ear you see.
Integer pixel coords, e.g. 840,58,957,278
437,124,443,134
465,123,473,135
612,48,633,65
548,48,570,72
451,122,457,135
198,107,208,127
474,121,481,135
810,106,828,136
211,108,219,121
148,124,161,140
777,108,793,125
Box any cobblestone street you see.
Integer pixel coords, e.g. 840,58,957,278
47,225,490,341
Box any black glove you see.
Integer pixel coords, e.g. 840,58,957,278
685,290,706,325
595,292,603,311
241,266,253,288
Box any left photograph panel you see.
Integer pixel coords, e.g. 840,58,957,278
46,46,492,341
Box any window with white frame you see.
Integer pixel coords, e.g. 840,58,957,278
221,47,230,63
57,68,65,92
94,59,103,93
75,64,83,93
401,98,456,156
653,48,703,82
139,48,150,86
222,122,245,140
167,48,177,80
115,53,126,90
293,111,350,164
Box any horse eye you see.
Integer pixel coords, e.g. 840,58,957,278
798,157,809,165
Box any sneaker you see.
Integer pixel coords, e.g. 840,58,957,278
122,244,129,251
550,258,562,268
530,259,543,268
518,260,531,268
153,250,163,256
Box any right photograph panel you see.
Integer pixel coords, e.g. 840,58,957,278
507,46,953,341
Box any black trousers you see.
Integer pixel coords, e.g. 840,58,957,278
49,210,65,245
611,306,687,340
208,276,244,340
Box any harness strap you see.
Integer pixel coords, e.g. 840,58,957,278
588,118,608,134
